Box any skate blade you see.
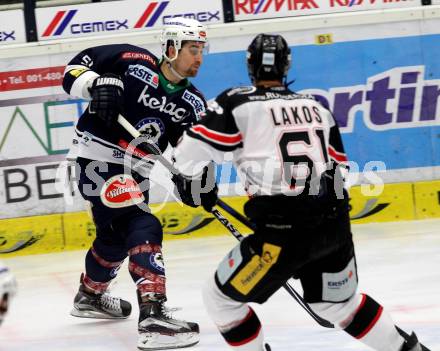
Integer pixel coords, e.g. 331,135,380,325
70,307,128,320
137,332,199,350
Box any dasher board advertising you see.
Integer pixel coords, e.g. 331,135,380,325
233,0,420,22
1,15,440,220
0,10,26,46
36,0,223,41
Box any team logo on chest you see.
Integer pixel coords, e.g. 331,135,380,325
137,85,189,122
136,118,165,144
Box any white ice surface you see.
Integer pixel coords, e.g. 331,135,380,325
1,219,439,351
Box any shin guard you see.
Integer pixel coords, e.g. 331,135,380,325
84,246,125,293
128,243,166,298
344,294,404,350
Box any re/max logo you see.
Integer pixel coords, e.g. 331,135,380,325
42,10,128,36
235,0,403,15
234,0,318,15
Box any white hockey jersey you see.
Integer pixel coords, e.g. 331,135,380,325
173,85,348,197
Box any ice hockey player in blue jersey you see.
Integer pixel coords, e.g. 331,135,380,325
172,33,429,351
62,17,207,350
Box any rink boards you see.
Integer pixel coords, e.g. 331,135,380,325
0,179,439,257
0,7,440,258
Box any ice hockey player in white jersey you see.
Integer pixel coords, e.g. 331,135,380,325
0,261,17,326
172,34,429,351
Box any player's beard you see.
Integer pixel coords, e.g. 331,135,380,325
185,65,200,77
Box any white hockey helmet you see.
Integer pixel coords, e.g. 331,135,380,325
161,17,208,62
0,263,17,325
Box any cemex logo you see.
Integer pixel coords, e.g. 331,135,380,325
0,30,15,41
163,11,221,24
134,1,220,27
134,1,169,28
42,9,129,37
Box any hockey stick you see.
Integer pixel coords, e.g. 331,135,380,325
117,114,334,329
211,207,334,328
216,180,433,344
215,199,256,230
214,202,339,328
118,115,432,343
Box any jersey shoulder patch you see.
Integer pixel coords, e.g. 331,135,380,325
182,87,206,121
213,86,257,111
120,48,158,67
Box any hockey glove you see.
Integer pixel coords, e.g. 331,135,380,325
173,165,218,212
89,73,124,128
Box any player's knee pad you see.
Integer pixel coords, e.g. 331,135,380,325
203,276,265,350
309,293,363,328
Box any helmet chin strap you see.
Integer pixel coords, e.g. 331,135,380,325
166,61,186,81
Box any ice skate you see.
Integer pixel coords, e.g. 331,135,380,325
137,299,199,350
70,282,132,319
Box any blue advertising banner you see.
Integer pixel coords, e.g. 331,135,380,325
193,33,440,177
